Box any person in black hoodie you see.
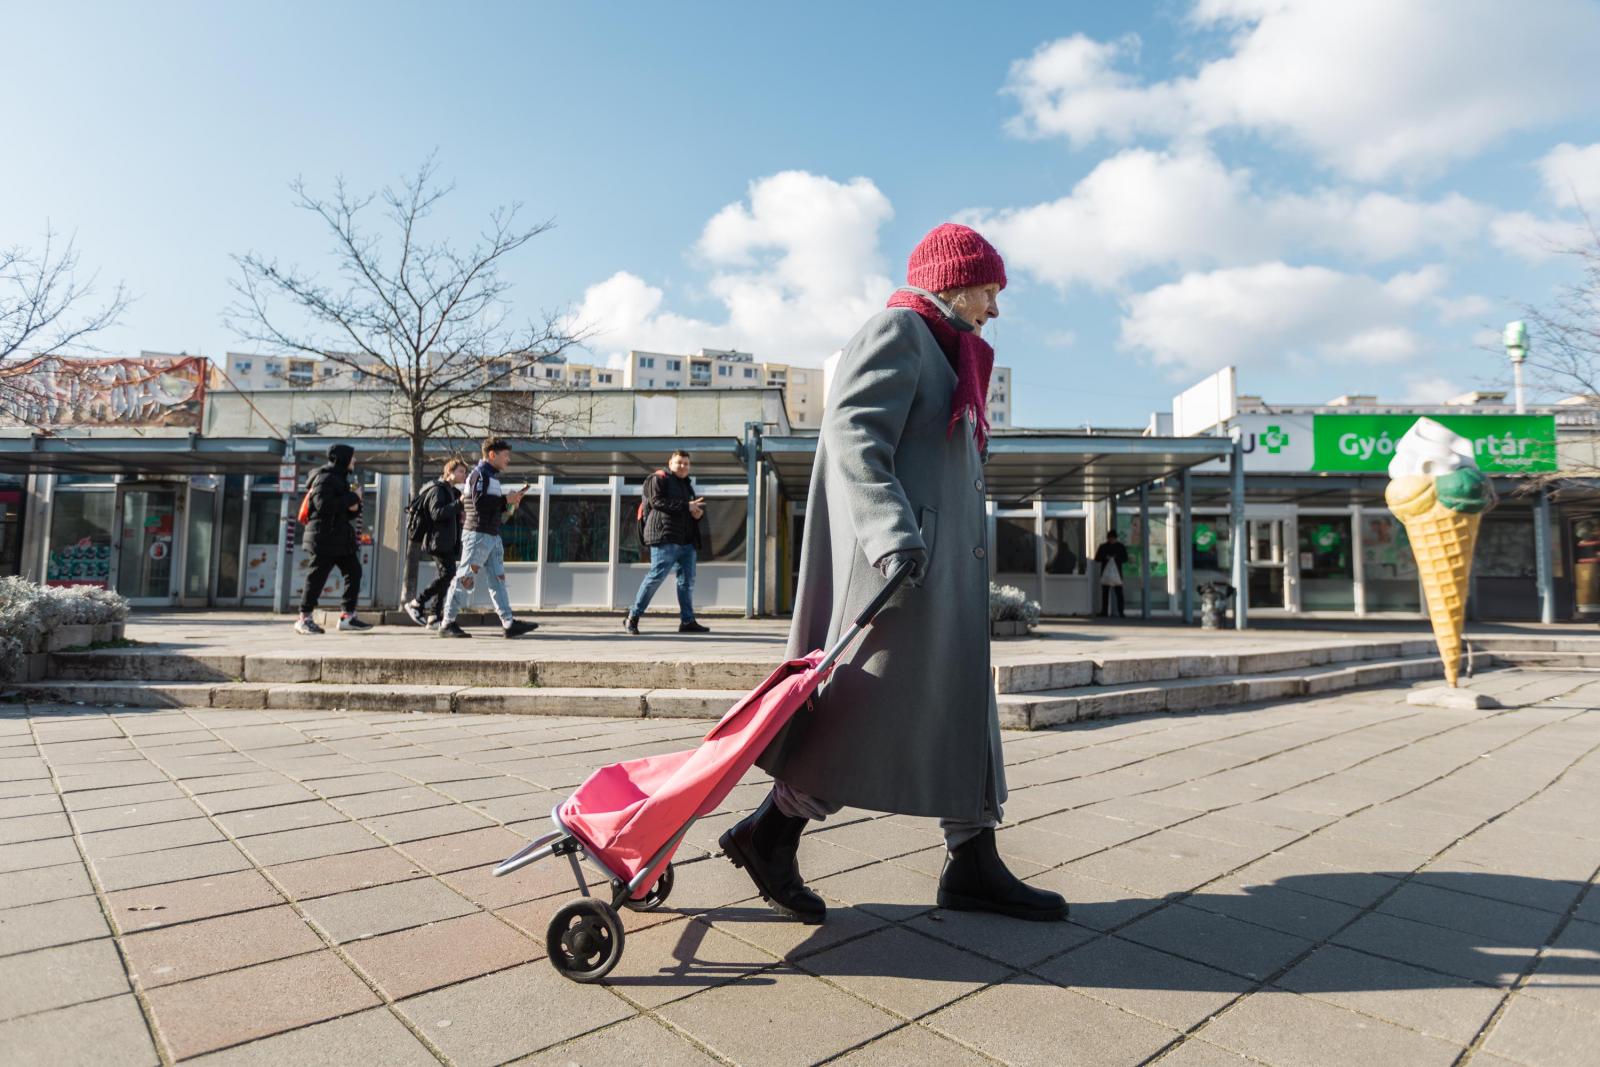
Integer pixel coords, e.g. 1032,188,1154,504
295,443,371,634
403,457,468,627
624,450,710,634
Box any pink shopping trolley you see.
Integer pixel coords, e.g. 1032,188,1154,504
492,562,913,982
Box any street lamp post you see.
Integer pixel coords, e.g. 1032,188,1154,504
1504,320,1529,414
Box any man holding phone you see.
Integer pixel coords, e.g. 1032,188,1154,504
625,449,710,634
438,437,538,639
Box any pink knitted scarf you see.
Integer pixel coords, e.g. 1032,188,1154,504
886,289,994,450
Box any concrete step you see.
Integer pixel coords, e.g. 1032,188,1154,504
1486,649,1600,668
994,654,1498,729
9,679,748,720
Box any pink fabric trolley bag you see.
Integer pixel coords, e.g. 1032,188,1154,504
493,563,913,982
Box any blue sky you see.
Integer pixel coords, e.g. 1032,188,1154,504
7,1,1600,427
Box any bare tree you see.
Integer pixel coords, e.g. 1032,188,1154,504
1517,211,1600,490
0,229,130,414
226,155,588,600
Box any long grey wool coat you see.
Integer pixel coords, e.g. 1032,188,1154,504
756,305,1005,823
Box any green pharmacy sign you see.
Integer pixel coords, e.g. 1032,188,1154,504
1311,414,1557,474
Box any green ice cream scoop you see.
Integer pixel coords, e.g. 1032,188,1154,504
1436,467,1495,514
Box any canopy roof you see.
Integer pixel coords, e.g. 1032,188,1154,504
0,435,286,475
760,433,1236,503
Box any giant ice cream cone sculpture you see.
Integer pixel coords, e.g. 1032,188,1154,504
1384,419,1496,686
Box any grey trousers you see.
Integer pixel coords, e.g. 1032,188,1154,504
771,780,999,850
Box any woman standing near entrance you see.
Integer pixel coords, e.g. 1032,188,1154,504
726,223,1068,925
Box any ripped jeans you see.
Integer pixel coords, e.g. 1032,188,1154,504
441,531,515,626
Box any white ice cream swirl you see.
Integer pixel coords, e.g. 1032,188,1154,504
1387,417,1477,479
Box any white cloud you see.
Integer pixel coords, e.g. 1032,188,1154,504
1538,142,1600,209
1436,294,1493,325
1489,211,1591,264
1402,375,1462,404
1118,262,1442,376
1005,1,1600,180
572,171,895,364
964,148,1485,290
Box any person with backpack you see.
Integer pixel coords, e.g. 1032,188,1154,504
403,458,468,628
437,438,539,639
294,443,370,634
623,450,710,634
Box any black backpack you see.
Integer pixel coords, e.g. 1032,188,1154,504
406,484,437,545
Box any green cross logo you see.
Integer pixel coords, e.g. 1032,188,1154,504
1260,425,1290,454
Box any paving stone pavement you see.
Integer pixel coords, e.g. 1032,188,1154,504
1,668,1598,1065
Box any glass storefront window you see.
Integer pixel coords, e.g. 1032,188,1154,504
184,487,217,600
1117,513,1171,611
501,495,542,563
1044,516,1086,575
0,481,23,577
995,516,1037,575
1475,517,1536,578
1299,516,1355,611
1573,514,1600,616
47,489,114,588
1362,514,1420,612
216,476,246,600
118,488,177,599
547,496,609,563
699,499,747,563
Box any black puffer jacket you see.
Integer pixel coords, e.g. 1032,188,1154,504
642,470,702,548
302,445,362,558
419,478,463,555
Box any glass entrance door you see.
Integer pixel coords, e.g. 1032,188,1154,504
1247,518,1292,610
183,486,217,604
117,487,177,602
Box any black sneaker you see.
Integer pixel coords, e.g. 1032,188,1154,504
294,615,324,635
678,619,711,634
624,614,640,635
503,620,539,639
438,621,472,639
337,614,373,632
403,601,427,627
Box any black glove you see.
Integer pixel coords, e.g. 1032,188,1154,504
875,549,927,588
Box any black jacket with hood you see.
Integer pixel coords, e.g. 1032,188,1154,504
642,470,703,548
302,444,362,558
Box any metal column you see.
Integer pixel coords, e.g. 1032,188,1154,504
1230,433,1249,630
744,422,760,619
1180,468,1194,625
1535,489,1556,624
1138,482,1152,620
273,450,295,615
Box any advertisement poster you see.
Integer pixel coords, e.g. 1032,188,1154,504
0,354,207,428
242,543,278,599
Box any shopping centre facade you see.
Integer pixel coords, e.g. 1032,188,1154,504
3,355,1597,624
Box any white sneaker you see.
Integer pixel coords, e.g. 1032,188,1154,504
337,614,373,632
294,616,324,635
403,601,427,627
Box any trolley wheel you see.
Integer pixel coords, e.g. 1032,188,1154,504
546,899,624,983
622,863,675,912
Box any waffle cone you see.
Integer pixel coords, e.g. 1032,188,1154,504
1396,502,1481,687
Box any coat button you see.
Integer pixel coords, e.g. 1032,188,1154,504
973,547,986,559
975,478,984,492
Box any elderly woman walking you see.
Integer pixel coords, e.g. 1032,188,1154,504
721,224,1068,924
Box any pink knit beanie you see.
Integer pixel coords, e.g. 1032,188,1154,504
905,223,1007,293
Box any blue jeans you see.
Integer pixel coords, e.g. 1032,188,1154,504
629,543,697,621
442,531,515,626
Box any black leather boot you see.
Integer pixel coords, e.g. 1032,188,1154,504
938,828,1070,921
719,793,825,924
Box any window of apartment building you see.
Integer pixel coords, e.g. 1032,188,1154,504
234,360,252,376
667,359,681,371
639,356,655,368
264,361,280,376
718,365,730,377
288,361,314,385
743,367,755,379
597,373,613,383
